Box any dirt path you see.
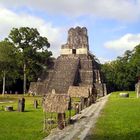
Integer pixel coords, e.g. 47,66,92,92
43,94,110,140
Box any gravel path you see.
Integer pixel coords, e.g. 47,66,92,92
43,94,110,140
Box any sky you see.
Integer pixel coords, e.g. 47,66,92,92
0,0,140,63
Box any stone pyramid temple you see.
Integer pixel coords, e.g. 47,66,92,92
29,26,107,97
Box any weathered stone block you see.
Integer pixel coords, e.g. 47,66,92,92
5,106,13,111
119,93,129,98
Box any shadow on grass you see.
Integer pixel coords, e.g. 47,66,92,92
84,131,140,140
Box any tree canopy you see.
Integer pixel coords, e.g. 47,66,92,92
101,44,140,92
0,27,52,94
0,40,17,94
8,27,52,94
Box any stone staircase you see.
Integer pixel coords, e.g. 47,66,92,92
46,56,80,93
79,57,94,85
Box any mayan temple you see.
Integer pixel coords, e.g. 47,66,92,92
29,26,107,97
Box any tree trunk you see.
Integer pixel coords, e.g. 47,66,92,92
2,71,6,96
23,63,26,94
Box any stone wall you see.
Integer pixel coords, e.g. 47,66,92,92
68,86,90,98
61,48,88,55
46,56,80,94
61,27,89,55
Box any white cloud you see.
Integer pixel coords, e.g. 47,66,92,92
0,0,140,22
98,57,112,64
104,33,140,51
0,6,64,57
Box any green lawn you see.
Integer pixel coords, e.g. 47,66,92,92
0,95,45,140
4,92,140,140
0,95,75,140
90,91,140,140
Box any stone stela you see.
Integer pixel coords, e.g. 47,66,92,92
136,79,140,98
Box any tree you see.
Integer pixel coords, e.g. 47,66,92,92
101,44,140,92
101,61,118,91
8,27,51,94
0,40,17,95
130,44,140,78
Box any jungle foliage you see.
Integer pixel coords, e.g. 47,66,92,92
101,44,140,91
0,27,52,93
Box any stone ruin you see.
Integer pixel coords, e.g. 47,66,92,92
136,77,140,98
29,26,107,97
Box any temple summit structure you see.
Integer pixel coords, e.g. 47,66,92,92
29,26,107,97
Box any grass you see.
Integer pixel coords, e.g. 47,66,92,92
5,92,140,140
0,94,76,140
89,91,140,140
0,95,44,140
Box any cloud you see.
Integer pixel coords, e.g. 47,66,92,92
1,0,140,22
104,33,140,52
0,6,64,57
98,57,112,64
